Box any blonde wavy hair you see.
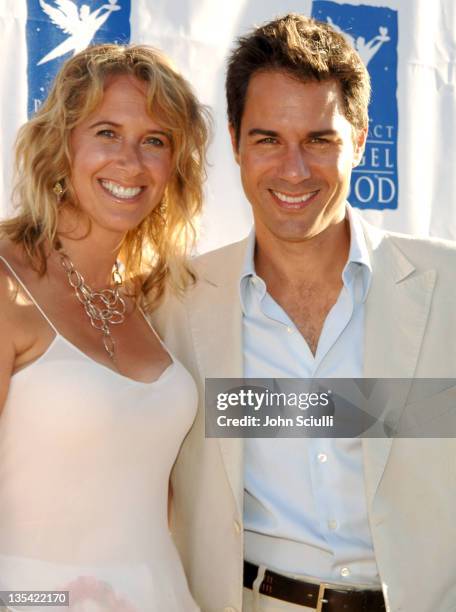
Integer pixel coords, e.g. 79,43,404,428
1,44,210,309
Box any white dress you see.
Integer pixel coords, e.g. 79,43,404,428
0,257,200,612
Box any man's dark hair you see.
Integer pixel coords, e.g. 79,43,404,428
226,13,371,146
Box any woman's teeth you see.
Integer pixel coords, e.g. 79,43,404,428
101,180,142,199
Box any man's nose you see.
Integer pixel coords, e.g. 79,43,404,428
279,145,311,183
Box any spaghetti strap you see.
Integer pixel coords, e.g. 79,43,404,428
0,255,59,335
137,304,158,336
137,303,175,361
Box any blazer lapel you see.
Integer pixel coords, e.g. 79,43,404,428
187,240,247,515
362,222,437,503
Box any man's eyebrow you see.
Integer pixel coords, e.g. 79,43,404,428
247,128,340,139
247,128,279,138
308,129,339,138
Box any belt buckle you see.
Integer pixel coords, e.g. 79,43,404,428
316,583,329,612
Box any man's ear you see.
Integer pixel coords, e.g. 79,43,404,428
228,123,240,165
352,126,367,168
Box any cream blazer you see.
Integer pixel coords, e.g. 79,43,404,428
152,220,456,612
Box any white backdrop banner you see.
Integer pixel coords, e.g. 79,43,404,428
1,0,455,252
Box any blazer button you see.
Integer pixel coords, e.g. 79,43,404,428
234,520,241,534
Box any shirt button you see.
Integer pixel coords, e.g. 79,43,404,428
340,567,350,577
328,519,338,530
234,520,241,534
317,453,328,463
286,326,294,334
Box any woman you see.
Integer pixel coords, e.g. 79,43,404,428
0,44,208,611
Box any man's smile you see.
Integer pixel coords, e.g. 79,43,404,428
270,189,319,209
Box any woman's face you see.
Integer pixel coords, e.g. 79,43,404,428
69,74,173,242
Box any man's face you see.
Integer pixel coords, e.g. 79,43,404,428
230,70,366,246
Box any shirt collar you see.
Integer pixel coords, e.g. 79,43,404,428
239,204,372,313
344,205,372,302
240,228,257,281
239,229,264,314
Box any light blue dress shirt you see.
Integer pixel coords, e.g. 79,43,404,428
241,206,381,587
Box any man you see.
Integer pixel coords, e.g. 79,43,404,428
152,14,456,612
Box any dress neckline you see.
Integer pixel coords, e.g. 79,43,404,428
12,332,176,386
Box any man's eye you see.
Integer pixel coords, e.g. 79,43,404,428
258,137,278,144
310,137,334,146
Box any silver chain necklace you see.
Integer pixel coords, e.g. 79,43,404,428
58,249,127,363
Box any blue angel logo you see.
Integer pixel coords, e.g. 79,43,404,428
312,1,398,211
37,0,122,65
326,16,390,67
26,0,131,116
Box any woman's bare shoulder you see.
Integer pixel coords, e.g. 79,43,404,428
0,240,38,324
0,241,22,411
0,240,52,393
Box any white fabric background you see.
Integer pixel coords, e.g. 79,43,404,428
1,0,455,252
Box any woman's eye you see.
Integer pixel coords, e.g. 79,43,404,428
144,136,165,147
96,129,115,138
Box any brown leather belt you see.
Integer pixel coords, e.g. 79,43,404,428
244,561,386,612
